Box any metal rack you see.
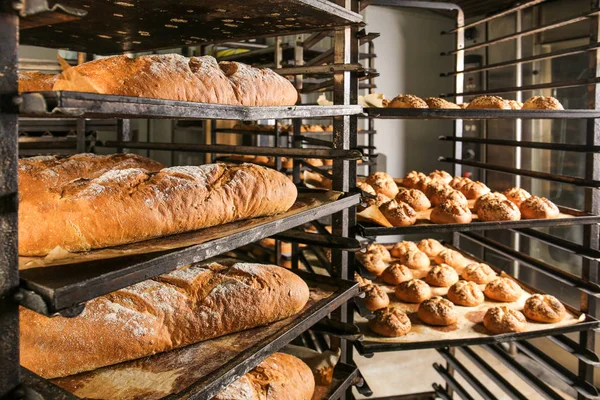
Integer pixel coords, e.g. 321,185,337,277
353,0,600,399
0,1,365,399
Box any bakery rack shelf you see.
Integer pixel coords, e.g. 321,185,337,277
22,271,359,400
324,363,363,400
353,244,600,356
19,91,363,121
18,190,361,317
357,205,600,237
19,0,362,55
363,107,600,119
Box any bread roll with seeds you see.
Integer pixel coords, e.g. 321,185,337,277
522,96,564,110
369,307,412,337
418,297,458,326
523,294,566,323
483,306,527,334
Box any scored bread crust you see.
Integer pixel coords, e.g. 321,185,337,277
385,94,428,108
213,353,315,400
425,97,460,109
466,96,511,109
522,96,564,110
18,71,58,92
369,307,412,337
21,261,310,379
52,54,297,106
19,161,297,256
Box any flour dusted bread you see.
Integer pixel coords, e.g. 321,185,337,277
21,260,310,379
19,159,297,255
52,54,297,106
214,353,315,400
18,71,58,92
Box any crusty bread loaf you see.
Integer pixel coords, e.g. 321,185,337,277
214,352,315,400
19,160,297,256
21,260,310,379
18,71,58,92
52,54,297,106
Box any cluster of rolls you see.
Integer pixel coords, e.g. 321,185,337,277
356,239,567,338
229,155,333,169
382,94,564,110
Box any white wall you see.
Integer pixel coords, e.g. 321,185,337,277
364,6,456,178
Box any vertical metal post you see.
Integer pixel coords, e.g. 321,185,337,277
0,5,20,397
513,10,523,280
210,120,217,163
452,8,465,251
579,3,600,396
76,119,86,153
116,119,131,154
368,39,376,175
331,3,358,390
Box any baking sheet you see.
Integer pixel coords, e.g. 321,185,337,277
355,243,592,350
50,279,344,400
19,191,342,270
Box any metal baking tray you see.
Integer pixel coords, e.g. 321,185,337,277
354,243,599,355
363,107,600,119
358,204,600,237
18,190,360,316
20,0,362,54
23,271,358,400
19,91,363,121
322,362,361,400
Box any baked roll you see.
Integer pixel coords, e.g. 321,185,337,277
503,187,531,208
434,249,468,270
506,99,523,110
363,284,390,311
430,200,472,224
395,189,431,211
484,278,522,302
476,198,521,221
381,263,413,285
461,263,496,284
483,306,527,334
428,170,453,184
418,297,458,326
425,97,460,109
402,171,427,189
366,171,399,198
460,180,490,199
417,238,445,259
519,196,560,219
522,96,564,110
365,243,392,261
368,307,412,337
380,200,417,227
473,191,507,212
356,252,387,276
447,281,484,307
466,95,511,109
395,279,432,303
523,294,566,323
425,264,459,287
428,185,468,207
397,249,431,270
385,94,428,108
449,176,472,190
390,241,419,258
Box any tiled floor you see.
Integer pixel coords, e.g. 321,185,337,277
353,346,574,399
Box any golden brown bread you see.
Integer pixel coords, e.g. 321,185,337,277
519,196,560,219
363,284,390,311
425,264,459,287
369,307,412,337
466,96,510,109
21,260,310,379
379,200,417,227
484,278,522,302
522,96,564,110
418,297,458,326
460,180,490,199
19,160,297,256
52,54,297,106
390,241,418,258
385,94,428,108
504,187,531,208
473,192,507,212
395,189,431,211
483,306,527,334
476,198,521,222
523,294,566,323
18,71,58,92
461,263,496,284
430,200,472,224
356,252,387,276
428,170,453,184
381,263,413,285
365,243,392,261
434,249,468,270
395,279,432,303
425,98,460,109
213,352,315,400
366,172,399,198
402,171,427,188
397,249,430,270
417,239,445,258
447,281,484,307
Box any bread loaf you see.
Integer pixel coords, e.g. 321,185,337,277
214,353,315,400
52,54,297,106
18,71,58,92
19,160,297,256
21,260,310,379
